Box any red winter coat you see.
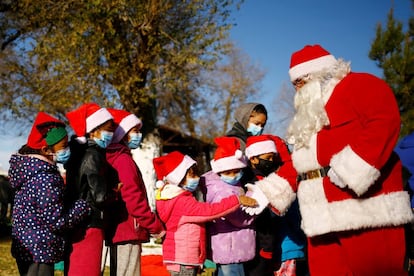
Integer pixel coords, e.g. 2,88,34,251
257,72,413,237
106,143,164,243
156,185,240,267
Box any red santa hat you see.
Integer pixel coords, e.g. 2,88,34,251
245,135,278,159
27,112,67,149
107,108,143,143
210,136,246,173
289,44,337,81
153,151,196,188
66,103,113,143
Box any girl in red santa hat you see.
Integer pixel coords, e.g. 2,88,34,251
153,151,256,276
244,44,414,275
243,134,307,276
64,103,115,276
104,108,165,276
8,112,90,276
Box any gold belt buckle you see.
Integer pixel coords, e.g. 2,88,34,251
306,169,321,180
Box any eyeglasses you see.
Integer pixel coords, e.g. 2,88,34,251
291,74,311,89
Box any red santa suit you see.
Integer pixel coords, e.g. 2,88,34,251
250,45,414,276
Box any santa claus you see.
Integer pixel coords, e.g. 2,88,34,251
244,44,414,275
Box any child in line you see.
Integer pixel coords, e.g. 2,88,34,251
201,136,256,276
244,135,307,276
9,112,90,276
64,103,115,276
153,151,257,276
105,108,165,276
226,103,268,151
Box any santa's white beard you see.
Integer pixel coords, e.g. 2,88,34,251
286,80,329,149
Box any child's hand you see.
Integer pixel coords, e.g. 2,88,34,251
238,195,258,207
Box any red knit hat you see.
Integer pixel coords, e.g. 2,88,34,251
289,44,337,81
153,151,196,187
107,108,142,143
66,103,113,143
245,135,278,159
210,136,246,173
27,112,66,149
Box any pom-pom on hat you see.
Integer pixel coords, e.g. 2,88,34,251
27,112,67,149
289,44,337,81
66,103,113,143
210,136,246,173
153,151,196,188
107,108,142,143
245,135,278,159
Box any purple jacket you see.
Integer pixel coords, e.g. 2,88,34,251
201,171,255,264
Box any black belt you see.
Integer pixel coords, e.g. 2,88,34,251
297,166,330,182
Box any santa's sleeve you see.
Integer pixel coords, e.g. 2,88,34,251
328,75,400,196
255,152,298,215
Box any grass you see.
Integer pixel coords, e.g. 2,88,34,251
0,224,109,276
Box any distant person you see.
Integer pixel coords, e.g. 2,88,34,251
243,44,414,275
64,103,115,276
395,131,414,275
243,135,306,276
153,151,257,276
9,112,90,276
105,108,165,276
395,131,414,206
201,136,256,276
226,103,267,152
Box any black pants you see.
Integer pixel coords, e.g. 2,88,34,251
16,260,54,276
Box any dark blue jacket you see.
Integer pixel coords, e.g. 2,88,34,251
9,154,89,263
395,131,414,207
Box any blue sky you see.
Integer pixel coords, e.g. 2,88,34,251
0,0,412,172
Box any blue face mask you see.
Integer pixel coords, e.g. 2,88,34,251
184,177,200,192
54,147,71,164
220,171,243,186
94,130,113,149
247,123,263,136
128,132,142,149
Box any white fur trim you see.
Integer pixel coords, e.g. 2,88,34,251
329,145,380,196
86,108,113,132
298,178,414,237
210,155,246,173
255,172,296,215
75,136,87,144
291,134,321,173
113,114,142,143
289,55,337,81
166,155,196,185
245,140,277,159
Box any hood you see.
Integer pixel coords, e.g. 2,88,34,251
155,185,188,222
156,184,185,200
8,153,56,190
234,103,263,129
398,132,414,149
106,142,131,164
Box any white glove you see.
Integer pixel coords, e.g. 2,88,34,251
242,184,269,215
327,168,346,189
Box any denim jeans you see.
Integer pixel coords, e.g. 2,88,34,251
217,263,245,276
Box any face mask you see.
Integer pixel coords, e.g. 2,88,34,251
94,130,114,149
220,171,243,186
256,158,277,176
247,123,263,136
128,132,142,149
54,147,71,164
184,177,200,192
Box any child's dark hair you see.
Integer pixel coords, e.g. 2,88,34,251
252,104,268,117
18,145,41,155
